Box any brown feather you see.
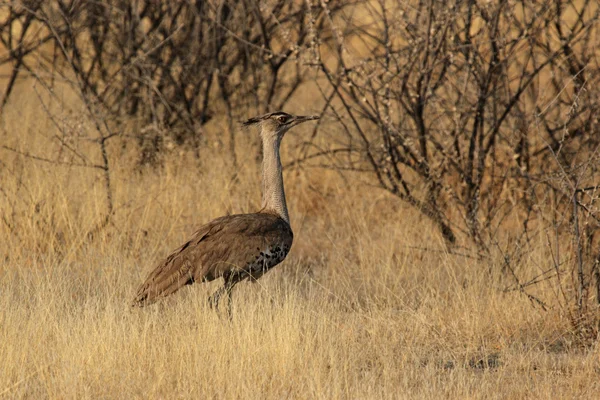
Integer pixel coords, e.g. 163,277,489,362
132,212,293,306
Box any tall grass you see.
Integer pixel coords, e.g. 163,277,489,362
1,80,599,399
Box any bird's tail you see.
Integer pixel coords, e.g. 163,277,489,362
131,272,193,307
131,253,195,307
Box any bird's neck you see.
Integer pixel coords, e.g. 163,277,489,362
260,134,290,225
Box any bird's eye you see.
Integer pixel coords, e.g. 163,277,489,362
276,116,288,123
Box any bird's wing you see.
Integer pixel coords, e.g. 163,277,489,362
132,213,292,306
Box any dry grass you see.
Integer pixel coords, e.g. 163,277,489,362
1,84,599,399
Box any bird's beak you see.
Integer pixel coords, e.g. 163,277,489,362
292,115,320,126
297,115,320,121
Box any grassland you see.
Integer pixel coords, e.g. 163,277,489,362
1,82,599,399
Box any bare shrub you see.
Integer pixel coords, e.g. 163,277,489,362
0,0,344,165
304,0,600,338
309,0,599,249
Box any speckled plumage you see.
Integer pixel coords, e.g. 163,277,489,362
131,112,318,313
132,212,292,306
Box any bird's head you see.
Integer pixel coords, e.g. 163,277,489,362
243,111,319,140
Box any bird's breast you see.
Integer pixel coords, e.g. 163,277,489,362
245,242,291,277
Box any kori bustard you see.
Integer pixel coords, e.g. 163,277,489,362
132,111,319,314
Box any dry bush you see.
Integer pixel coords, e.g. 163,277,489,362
307,0,600,334
309,0,599,246
0,0,344,165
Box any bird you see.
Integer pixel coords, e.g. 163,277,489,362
132,111,319,315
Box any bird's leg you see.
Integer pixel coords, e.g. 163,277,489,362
224,273,243,320
225,285,234,320
208,272,241,319
208,285,227,309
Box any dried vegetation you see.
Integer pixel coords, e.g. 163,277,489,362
1,1,600,398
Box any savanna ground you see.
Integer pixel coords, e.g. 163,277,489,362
1,82,599,400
